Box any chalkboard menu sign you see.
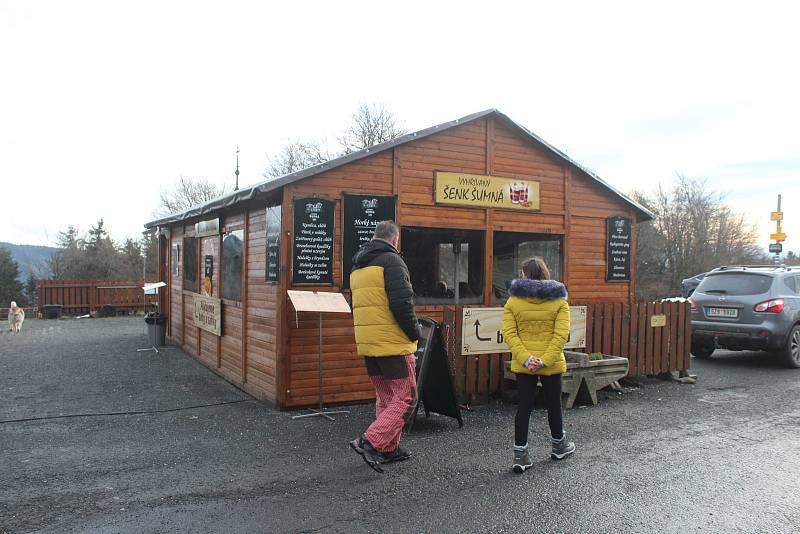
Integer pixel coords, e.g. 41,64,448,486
342,194,397,289
292,198,334,285
606,215,632,281
266,205,282,282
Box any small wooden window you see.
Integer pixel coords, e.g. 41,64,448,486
183,237,198,292
492,232,563,304
400,227,484,305
222,229,244,301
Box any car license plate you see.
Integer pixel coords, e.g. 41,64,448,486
707,307,739,318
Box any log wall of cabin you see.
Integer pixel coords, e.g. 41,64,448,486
278,117,638,407
161,116,639,408
166,206,281,405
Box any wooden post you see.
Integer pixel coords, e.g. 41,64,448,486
563,167,572,287
276,187,293,408
483,116,495,306
242,209,249,383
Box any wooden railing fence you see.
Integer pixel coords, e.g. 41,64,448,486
442,301,691,403
36,279,158,314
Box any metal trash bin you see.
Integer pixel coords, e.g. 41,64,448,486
43,304,63,319
144,312,167,347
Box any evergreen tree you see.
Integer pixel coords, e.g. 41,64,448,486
83,219,117,279
0,246,24,306
23,274,37,308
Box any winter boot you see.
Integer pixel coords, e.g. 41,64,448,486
381,445,411,464
349,435,386,473
550,434,575,460
512,445,533,473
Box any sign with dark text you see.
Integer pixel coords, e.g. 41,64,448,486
342,194,396,289
606,215,632,282
460,306,586,355
193,294,222,336
434,172,540,211
195,218,220,238
266,205,282,282
292,198,334,285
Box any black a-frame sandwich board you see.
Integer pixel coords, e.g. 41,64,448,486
406,317,463,431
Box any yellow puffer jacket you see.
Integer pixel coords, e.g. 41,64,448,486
350,239,419,357
501,278,570,376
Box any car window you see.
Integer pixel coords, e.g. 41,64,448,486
697,273,774,296
784,276,797,294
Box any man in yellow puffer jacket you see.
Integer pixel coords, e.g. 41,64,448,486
349,221,419,472
502,257,576,474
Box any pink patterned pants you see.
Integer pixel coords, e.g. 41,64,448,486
364,354,418,453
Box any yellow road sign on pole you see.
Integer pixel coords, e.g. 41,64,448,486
770,233,787,242
771,211,784,221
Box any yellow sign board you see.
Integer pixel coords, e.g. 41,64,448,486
435,172,540,211
771,211,783,221
460,306,586,355
194,294,222,336
650,314,667,328
770,233,787,242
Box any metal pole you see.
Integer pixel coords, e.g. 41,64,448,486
291,311,349,421
776,195,782,264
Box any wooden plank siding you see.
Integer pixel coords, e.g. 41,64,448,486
36,279,158,314
159,115,658,408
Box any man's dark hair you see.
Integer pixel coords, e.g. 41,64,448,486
373,220,400,240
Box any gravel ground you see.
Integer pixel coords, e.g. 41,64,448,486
2,317,800,533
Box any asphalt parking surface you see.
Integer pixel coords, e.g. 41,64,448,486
2,317,800,533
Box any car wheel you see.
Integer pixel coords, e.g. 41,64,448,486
691,341,715,359
780,325,800,368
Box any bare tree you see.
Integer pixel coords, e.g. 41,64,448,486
784,251,800,265
337,103,406,154
157,176,227,217
634,175,768,299
263,139,332,179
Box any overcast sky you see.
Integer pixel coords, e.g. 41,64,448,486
1,1,798,253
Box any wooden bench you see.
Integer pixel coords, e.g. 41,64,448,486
504,350,629,408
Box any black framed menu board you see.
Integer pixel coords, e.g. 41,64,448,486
606,215,632,282
292,198,334,285
266,204,282,282
341,193,397,289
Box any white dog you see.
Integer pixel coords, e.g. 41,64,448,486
8,301,25,333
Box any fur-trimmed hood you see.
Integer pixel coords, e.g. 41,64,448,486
508,279,567,300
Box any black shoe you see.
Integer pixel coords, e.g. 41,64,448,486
349,436,385,473
380,445,411,464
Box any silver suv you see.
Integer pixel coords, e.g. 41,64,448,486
689,265,800,367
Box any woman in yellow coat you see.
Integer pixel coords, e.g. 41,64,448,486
502,257,576,473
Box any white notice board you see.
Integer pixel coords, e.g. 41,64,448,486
287,290,351,313
461,306,586,356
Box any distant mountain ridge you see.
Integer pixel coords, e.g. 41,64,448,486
0,242,56,281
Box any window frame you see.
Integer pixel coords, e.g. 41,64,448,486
491,231,564,305
182,236,199,293
400,226,485,306
221,228,245,302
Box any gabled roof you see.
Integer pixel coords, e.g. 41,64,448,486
146,109,653,228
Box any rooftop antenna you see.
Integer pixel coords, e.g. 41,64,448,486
234,146,240,191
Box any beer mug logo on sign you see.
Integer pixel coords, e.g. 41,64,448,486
306,201,323,221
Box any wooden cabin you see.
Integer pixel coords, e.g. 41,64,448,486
146,109,654,409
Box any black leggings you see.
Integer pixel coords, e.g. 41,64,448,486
514,373,563,446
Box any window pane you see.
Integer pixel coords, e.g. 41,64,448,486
784,275,796,294
183,237,198,292
492,232,563,304
696,273,774,296
222,229,244,301
401,227,484,305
